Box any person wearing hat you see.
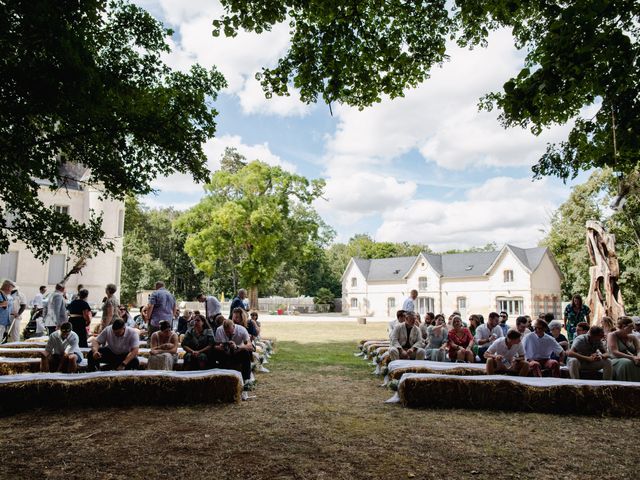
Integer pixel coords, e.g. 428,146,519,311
0,280,15,343
41,322,83,373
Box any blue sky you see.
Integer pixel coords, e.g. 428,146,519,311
135,0,589,251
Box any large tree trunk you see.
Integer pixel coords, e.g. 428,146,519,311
249,285,258,310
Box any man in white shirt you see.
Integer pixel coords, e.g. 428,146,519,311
89,319,140,371
484,330,529,376
43,283,67,335
213,318,254,381
475,312,504,360
402,290,418,312
523,319,564,377
8,285,27,342
388,311,426,361
41,322,83,373
196,293,222,326
30,285,47,310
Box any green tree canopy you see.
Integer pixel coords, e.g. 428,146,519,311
213,1,639,180
0,0,226,260
176,156,328,307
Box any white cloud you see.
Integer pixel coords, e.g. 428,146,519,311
150,134,291,194
324,29,570,171
374,177,568,251
137,0,311,117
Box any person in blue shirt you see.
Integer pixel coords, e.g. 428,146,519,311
0,280,16,342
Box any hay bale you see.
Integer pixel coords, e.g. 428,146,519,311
0,348,45,358
1,341,47,349
0,368,243,414
398,373,640,417
388,360,487,381
357,317,367,325
0,357,41,375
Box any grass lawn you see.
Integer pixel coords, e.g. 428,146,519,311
0,321,636,479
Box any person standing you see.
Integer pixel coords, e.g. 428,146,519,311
402,289,418,313
0,280,15,342
67,288,92,347
196,293,221,326
43,283,67,335
8,284,27,342
145,281,177,339
99,283,121,333
229,289,248,318
563,294,590,342
30,285,47,310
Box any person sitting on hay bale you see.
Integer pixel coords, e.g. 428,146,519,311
232,308,259,341
515,316,532,339
40,322,83,373
388,310,406,340
181,314,213,370
566,325,612,380
607,316,640,382
474,312,504,362
484,330,529,376
447,315,475,363
148,320,179,370
548,321,569,350
88,319,140,371
574,322,589,339
424,314,448,362
213,318,254,382
523,319,564,377
388,311,426,361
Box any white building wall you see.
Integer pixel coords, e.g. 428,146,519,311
2,186,124,306
485,250,533,322
404,254,442,314
440,277,491,318
530,252,563,319
342,262,369,316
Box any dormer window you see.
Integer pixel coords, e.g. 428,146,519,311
351,277,357,287
465,265,473,271
418,276,428,290
504,269,514,282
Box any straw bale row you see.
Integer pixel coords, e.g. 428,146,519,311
398,374,640,417
0,369,243,415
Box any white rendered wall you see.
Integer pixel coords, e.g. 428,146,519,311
4,186,124,306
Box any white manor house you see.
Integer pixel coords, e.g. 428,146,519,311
342,245,563,320
0,163,124,305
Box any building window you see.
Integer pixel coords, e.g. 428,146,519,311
497,297,523,316
351,277,357,287
417,296,435,314
351,298,358,308
117,210,125,237
418,276,428,290
457,297,467,311
48,254,66,285
0,252,18,282
53,205,69,215
503,269,514,282
387,297,396,309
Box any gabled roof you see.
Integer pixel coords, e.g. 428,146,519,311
346,245,553,281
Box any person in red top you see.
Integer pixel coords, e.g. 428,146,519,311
447,315,475,363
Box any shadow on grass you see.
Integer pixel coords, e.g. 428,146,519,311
271,341,374,376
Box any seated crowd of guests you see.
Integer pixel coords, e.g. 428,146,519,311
387,308,640,382
39,284,263,383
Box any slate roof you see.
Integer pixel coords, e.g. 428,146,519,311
34,162,90,191
350,245,549,281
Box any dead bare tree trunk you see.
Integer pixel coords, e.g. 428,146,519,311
586,221,625,322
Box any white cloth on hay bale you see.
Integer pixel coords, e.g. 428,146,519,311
147,352,177,370
382,359,485,385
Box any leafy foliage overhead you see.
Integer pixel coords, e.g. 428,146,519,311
214,0,640,180
0,0,226,260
